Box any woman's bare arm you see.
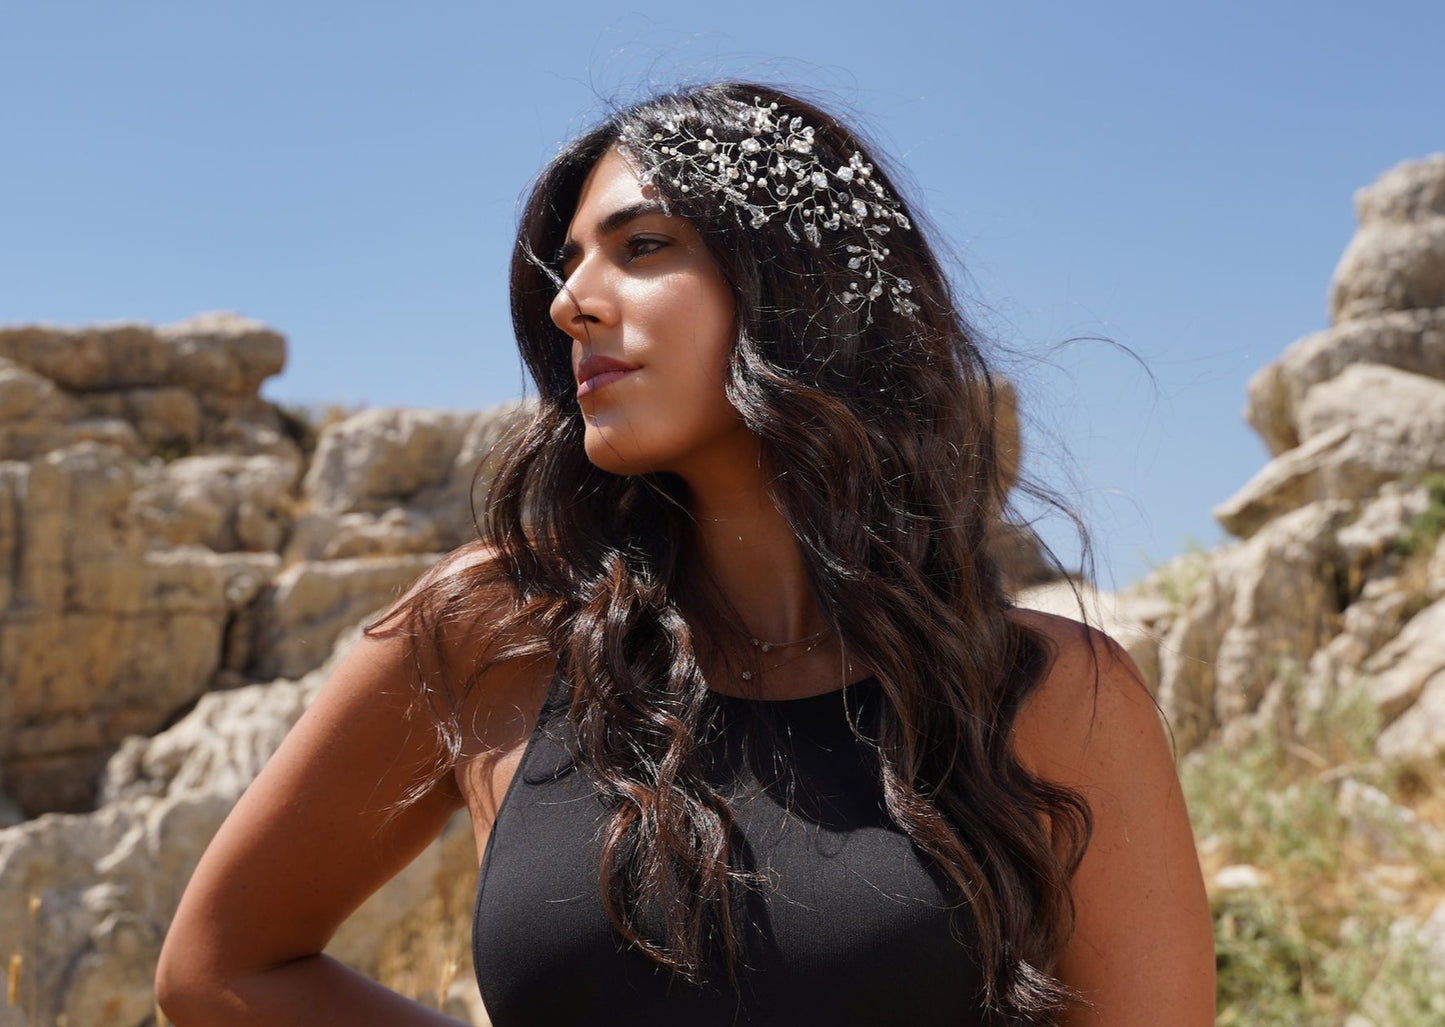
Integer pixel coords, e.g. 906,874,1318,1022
155,626,474,1026
1012,611,1216,1026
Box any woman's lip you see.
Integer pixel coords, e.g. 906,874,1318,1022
576,367,634,400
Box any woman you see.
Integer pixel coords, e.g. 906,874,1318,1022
156,82,1214,1025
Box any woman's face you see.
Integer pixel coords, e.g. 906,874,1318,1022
550,146,752,480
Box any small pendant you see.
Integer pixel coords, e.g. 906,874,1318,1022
740,670,754,681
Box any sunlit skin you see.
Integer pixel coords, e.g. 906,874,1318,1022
552,146,755,483
549,148,840,684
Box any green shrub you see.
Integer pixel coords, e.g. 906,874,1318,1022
1393,473,1445,558
1183,680,1445,1024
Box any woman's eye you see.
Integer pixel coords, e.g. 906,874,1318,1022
626,236,667,261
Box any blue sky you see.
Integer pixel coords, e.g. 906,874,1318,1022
3,1,1442,586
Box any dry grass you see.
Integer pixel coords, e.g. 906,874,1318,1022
1185,681,1445,1025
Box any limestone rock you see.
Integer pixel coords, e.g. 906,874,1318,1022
1418,899,1445,970
81,386,202,456
0,323,170,392
1245,308,1445,457
0,545,255,816
287,402,529,561
0,442,294,815
0,313,283,397
251,555,440,680
98,668,321,805
1353,154,1445,225
1334,480,1433,566
1213,864,1268,891
1330,155,1445,324
1366,598,1445,760
303,408,480,515
131,452,301,553
155,311,287,396
1158,502,1350,750
1216,365,1445,538
0,315,299,465
287,507,443,562
0,358,90,460
1331,222,1445,325
1297,362,1445,445
1376,667,1445,762
412,401,531,551
0,637,483,1027
1430,533,1445,601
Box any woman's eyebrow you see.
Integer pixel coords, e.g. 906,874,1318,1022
557,200,671,268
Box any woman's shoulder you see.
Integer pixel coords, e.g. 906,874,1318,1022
1004,606,1164,787
375,539,540,645
390,537,510,604
1005,612,1216,1022
366,539,555,715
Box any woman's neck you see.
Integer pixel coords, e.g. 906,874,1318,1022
682,458,824,647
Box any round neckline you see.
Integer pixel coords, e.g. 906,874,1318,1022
706,674,878,705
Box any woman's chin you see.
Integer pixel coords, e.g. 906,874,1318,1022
582,433,657,477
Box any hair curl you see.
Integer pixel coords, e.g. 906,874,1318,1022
381,81,1092,1024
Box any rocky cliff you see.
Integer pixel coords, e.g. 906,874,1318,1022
1020,155,1445,1019
0,317,526,1024
1029,153,1445,763
0,314,524,820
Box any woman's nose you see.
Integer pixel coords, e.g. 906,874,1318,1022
549,258,618,338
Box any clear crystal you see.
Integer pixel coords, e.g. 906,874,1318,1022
625,95,920,321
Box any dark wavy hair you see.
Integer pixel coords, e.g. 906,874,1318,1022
382,81,1091,1023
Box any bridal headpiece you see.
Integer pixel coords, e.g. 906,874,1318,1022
618,96,919,322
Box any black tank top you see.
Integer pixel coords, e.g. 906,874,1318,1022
472,676,987,1025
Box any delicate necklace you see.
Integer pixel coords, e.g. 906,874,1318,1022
747,628,829,654
739,629,831,682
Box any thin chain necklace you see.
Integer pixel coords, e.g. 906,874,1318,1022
739,630,831,682
747,627,829,654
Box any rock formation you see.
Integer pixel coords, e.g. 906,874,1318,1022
0,630,485,1027
0,315,526,820
0,313,528,1024
1023,154,1445,760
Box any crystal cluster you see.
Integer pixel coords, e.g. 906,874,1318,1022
619,98,919,322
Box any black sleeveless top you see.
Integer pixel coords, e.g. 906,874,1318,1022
472,676,987,1025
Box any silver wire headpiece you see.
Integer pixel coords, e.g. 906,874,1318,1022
618,97,919,322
